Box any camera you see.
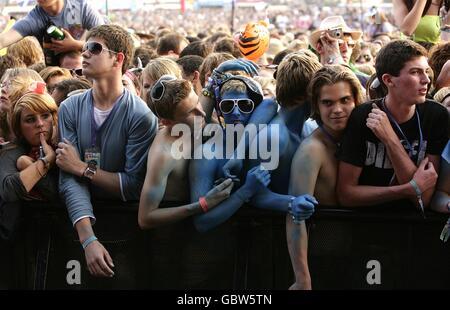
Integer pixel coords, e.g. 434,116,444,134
327,27,343,39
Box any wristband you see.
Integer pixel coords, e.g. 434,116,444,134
199,197,209,213
409,179,425,218
409,179,422,196
82,235,98,250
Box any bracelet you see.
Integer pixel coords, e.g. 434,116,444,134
81,235,98,250
36,160,47,178
409,179,422,197
39,157,50,170
199,197,209,213
410,179,426,217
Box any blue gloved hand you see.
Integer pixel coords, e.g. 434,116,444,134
216,59,260,77
222,158,243,180
289,194,318,224
240,165,271,198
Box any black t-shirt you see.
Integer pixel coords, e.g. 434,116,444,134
338,99,449,187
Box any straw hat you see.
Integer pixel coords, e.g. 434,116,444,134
309,16,362,50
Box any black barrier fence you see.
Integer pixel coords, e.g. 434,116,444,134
1,201,449,289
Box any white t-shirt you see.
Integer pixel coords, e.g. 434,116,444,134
93,106,113,127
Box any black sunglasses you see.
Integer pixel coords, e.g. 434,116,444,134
82,42,118,55
70,68,83,77
219,99,255,115
150,75,177,102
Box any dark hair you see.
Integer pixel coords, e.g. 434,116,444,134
186,36,200,43
375,40,428,85
28,62,46,74
86,24,135,74
179,40,212,58
272,48,294,66
428,42,450,85
157,33,188,55
133,46,158,68
214,38,242,59
53,77,92,105
205,32,230,46
177,55,204,76
404,0,432,17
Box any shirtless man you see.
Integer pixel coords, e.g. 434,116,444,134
287,65,364,290
138,76,234,229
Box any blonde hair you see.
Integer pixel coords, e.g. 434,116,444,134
8,36,44,67
433,87,450,104
39,66,72,83
11,92,58,143
142,57,182,84
4,68,44,112
276,51,322,108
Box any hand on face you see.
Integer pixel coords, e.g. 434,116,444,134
40,132,56,167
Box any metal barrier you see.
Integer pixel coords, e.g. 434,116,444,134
1,201,449,289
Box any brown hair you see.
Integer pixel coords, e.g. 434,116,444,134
428,42,450,85
309,65,364,123
199,52,235,86
86,24,135,74
146,79,191,120
39,66,72,84
375,40,428,85
276,51,322,108
8,36,44,67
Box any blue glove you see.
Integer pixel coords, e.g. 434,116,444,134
216,59,260,77
289,194,318,223
222,158,243,180
241,165,271,197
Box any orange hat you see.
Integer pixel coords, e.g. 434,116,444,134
238,21,270,61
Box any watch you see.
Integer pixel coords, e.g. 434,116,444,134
83,160,97,180
38,157,50,170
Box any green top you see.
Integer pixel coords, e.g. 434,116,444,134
413,15,441,44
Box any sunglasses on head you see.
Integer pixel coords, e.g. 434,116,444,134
82,42,119,55
219,98,255,115
150,75,177,102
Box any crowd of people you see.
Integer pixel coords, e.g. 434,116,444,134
0,0,449,289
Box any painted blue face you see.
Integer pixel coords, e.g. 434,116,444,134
220,90,253,126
